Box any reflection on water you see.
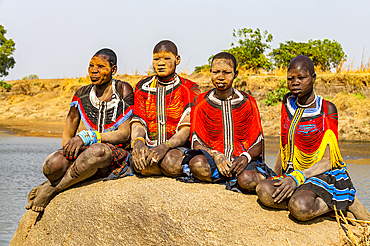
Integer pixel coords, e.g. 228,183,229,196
0,135,60,246
0,135,369,245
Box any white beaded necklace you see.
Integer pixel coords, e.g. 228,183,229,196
296,94,317,108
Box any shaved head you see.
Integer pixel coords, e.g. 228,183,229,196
288,55,315,75
211,52,237,72
153,40,178,56
94,48,117,67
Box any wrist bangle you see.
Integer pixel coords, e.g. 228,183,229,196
240,152,252,163
164,141,172,148
77,130,95,146
269,173,288,180
93,131,102,144
213,153,223,160
287,170,306,187
131,137,145,148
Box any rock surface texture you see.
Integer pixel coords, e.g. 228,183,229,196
11,176,340,246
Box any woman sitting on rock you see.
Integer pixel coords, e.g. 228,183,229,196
26,48,134,212
256,55,370,222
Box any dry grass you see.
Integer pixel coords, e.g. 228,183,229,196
61,77,90,96
334,206,370,246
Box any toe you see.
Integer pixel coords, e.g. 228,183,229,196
25,201,33,210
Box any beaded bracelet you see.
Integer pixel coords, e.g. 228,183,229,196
269,173,288,180
131,137,145,148
287,170,306,187
94,131,102,144
164,141,172,148
77,130,101,146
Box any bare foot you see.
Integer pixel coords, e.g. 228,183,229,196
25,183,58,212
27,180,49,202
348,197,370,226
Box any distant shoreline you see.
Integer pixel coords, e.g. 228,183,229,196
0,118,64,138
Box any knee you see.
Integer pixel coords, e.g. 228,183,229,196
237,170,264,192
288,194,315,221
189,155,211,182
86,144,110,158
256,179,276,207
188,155,207,170
161,150,183,177
43,151,68,182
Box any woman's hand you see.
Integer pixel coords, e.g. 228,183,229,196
131,140,149,170
272,177,297,203
63,136,84,161
229,156,249,176
146,143,170,166
214,154,232,177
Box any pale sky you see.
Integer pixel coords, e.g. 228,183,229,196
1,0,370,80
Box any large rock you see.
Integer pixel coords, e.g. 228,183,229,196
11,176,341,245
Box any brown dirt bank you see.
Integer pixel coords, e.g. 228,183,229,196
1,73,370,141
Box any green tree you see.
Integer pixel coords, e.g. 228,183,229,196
226,28,273,71
270,39,346,71
264,79,289,106
0,25,16,77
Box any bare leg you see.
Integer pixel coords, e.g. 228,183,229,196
160,149,184,177
348,196,370,222
26,143,113,212
28,150,71,202
43,149,72,183
237,170,265,192
256,179,288,209
288,189,330,221
188,155,212,182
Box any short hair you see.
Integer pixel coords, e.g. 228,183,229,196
153,40,178,56
288,55,315,75
94,48,117,67
211,52,237,72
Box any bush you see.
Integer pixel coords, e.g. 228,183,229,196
194,64,211,74
226,28,273,72
0,80,12,91
23,74,39,80
265,79,289,106
270,39,346,71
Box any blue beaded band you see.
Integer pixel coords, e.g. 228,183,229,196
77,130,101,146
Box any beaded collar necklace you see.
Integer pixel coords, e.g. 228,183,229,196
215,88,235,101
157,74,177,86
296,93,317,108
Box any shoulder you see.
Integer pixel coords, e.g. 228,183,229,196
239,90,257,103
135,75,154,90
116,80,133,99
193,91,209,105
282,92,293,104
74,84,93,97
324,99,338,115
178,76,200,92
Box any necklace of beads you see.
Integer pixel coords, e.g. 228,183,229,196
296,94,317,108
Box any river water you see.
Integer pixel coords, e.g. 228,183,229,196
0,135,369,245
